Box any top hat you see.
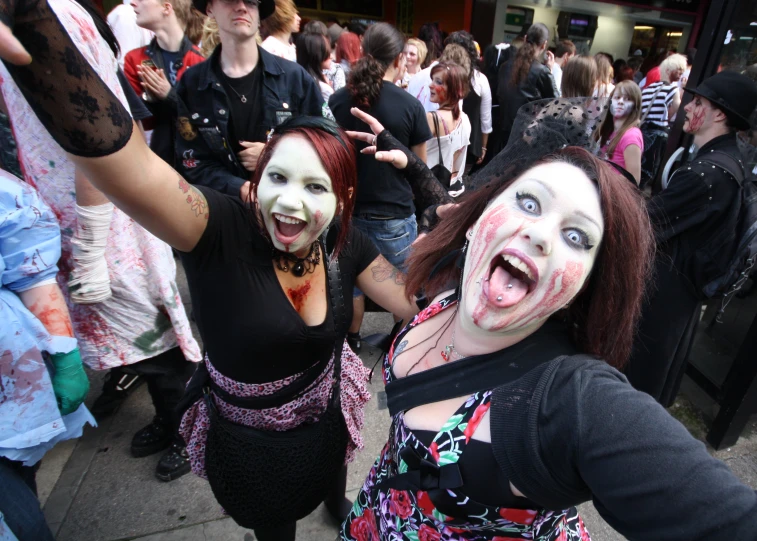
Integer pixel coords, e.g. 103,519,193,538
684,71,757,130
193,0,275,20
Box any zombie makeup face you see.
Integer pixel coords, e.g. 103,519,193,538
257,135,338,257
429,73,448,104
405,44,419,70
460,162,604,335
610,94,634,118
683,96,717,135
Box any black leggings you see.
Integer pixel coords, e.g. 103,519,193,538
253,522,296,541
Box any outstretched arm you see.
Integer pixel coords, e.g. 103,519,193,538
0,3,208,252
356,255,418,323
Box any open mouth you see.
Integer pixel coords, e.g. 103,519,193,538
273,213,307,243
484,250,538,308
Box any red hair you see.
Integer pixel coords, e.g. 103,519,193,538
405,147,654,369
430,62,469,121
335,31,361,66
249,125,357,258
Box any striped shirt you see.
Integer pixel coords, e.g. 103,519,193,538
640,82,679,127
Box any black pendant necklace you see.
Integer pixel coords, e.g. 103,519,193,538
273,242,321,277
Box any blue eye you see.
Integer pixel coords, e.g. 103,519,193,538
516,192,540,214
563,228,595,251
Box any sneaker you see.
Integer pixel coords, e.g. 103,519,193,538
347,332,362,353
131,416,172,458
90,371,143,419
155,443,191,482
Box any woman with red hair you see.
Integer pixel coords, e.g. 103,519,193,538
340,106,757,540
425,62,472,196
335,31,361,74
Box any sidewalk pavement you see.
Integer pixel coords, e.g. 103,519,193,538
36,265,757,540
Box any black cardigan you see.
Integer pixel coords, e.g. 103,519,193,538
492,355,757,540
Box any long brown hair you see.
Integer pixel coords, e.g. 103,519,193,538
597,81,642,157
509,23,549,88
347,22,405,109
561,55,597,98
430,62,469,121
405,147,654,369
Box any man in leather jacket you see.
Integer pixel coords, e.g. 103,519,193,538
175,0,324,199
626,71,757,406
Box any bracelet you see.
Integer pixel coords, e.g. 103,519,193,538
481,147,487,151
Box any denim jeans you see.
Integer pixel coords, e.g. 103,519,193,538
352,214,417,296
0,458,54,541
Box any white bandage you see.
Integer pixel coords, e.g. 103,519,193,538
68,203,114,304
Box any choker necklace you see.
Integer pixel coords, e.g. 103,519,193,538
273,242,321,277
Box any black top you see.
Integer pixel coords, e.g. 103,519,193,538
180,186,380,383
492,355,757,539
214,56,265,154
496,60,558,146
117,69,151,122
330,82,432,218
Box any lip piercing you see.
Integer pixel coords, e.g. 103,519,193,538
507,284,513,289
497,295,503,301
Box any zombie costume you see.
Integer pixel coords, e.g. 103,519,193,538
341,295,757,541
0,0,201,371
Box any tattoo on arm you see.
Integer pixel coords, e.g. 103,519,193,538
371,256,406,285
178,175,209,220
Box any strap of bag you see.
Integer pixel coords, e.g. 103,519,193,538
700,151,745,185
209,239,346,410
640,83,666,125
431,111,444,166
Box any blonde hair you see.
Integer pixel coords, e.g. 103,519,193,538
406,38,427,67
200,17,220,57
261,0,298,37
595,54,613,84
660,53,687,83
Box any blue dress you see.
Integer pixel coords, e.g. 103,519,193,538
0,170,94,467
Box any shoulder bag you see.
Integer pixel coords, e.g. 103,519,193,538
202,244,349,529
430,111,453,188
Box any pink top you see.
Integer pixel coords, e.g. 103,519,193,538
603,127,644,170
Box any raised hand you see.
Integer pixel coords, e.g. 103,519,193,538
345,107,408,169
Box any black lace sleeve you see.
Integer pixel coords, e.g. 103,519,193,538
1,0,133,157
375,129,453,223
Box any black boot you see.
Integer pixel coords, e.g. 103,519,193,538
90,369,143,419
131,416,172,458
347,332,362,353
253,522,296,541
325,465,351,524
155,442,191,482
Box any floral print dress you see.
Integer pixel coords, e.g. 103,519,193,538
340,295,591,541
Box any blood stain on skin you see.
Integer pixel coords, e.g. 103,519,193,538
687,107,706,133
29,299,74,338
287,281,312,312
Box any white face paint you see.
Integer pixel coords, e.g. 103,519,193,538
257,135,338,257
610,96,634,118
460,162,604,335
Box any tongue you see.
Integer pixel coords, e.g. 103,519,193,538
487,265,528,307
278,220,306,237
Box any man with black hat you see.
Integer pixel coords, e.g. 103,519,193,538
626,71,757,406
174,0,325,199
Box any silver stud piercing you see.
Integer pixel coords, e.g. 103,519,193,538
497,295,503,301
507,284,513,289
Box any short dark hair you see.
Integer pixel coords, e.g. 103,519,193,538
627,57,643,71
295,32,329,84
555,40,575,58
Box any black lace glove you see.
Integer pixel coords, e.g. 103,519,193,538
1,0,133,156
375,129,452,210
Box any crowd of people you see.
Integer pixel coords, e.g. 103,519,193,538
2,0,757,539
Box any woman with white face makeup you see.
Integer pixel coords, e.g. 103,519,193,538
596,80,644,184
0,7,456,539
340,125,757,539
